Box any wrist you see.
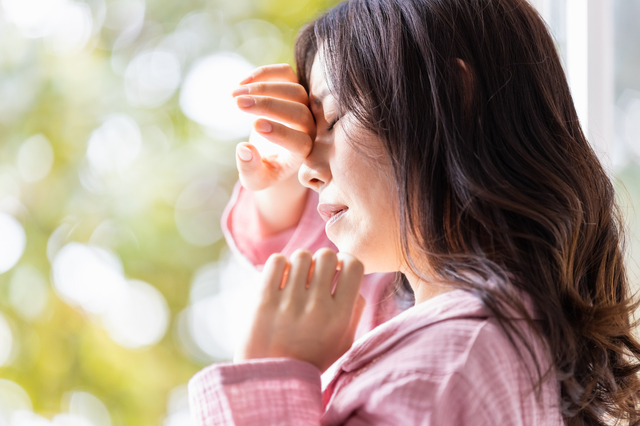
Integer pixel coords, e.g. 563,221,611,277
252,174,308,237
257,172,305,195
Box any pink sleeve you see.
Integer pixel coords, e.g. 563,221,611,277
188,358,323,426
222,182,402,337
187,366,491,426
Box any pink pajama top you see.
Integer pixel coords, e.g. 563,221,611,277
188,184,564,425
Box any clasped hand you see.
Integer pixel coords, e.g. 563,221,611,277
235,249,366,373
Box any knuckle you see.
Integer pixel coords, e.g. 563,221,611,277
341,255,364,274
268,253,287,267
279,122,294,138
337,252,355,263
279,298,300,314
278,298,290,311
303,111,316,129
268,123,284,141
299,134,313,156
295,84,308,97
253,66,266,76
281,64,299,82
303,122,317,144
302,106,314,119
260,96,272,110
290,249,312,263
314,248,337,263
297,89,309,104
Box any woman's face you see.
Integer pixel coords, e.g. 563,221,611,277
299,55,402,274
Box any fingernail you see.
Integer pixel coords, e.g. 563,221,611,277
236,96,255,108
231,86,250,97
239,74,254,84
237,146,253,162
254,120,272,133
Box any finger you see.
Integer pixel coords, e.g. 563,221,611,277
282,250,313,308
236,143,271,191
232,82,308,106
309,248,339,296
236,96,316,137
261,254,289,302
253,119,313,159
239,64,298,84
333,253,365,303
236,142,302,191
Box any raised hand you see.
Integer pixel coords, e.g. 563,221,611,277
235,249,366,373
232,64,316,192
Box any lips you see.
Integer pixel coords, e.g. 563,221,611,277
317,203,349,225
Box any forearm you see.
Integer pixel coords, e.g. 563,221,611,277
253,173,308,238
189,358,322,426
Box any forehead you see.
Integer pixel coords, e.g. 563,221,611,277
309,53,331,107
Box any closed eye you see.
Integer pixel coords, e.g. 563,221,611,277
326,117,339,132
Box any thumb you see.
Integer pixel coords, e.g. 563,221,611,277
236,142,267,191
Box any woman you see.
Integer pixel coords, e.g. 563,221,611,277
189,0,640,424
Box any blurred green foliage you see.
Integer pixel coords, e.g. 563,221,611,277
0,1,638,425
0,0,340,424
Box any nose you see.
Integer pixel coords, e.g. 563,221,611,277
298,141,331,192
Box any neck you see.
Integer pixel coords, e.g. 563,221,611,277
402,268,452,305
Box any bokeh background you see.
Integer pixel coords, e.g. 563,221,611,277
0,0,638,425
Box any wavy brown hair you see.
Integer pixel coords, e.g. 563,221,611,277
295,0,640,424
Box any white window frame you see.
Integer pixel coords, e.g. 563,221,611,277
529,0,615,171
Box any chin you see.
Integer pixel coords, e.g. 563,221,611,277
332,237,396,275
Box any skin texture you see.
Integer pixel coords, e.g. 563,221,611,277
231,58,438,371
231,64,313,237
234,249,366,373
299,56,445,302
231,59,403,273
298,56,403,275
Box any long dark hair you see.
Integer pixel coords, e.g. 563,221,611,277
295,0,640,424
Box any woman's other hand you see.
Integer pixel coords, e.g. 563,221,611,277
235,248,367,373
232,64,316,192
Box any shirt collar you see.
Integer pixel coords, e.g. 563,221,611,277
342,289,488,372
320,289,488,392
322,285,541,392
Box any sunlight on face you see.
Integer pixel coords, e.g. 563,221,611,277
300,54,402,274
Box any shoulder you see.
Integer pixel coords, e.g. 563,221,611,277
375,309,549,398
329,292,562,424
367,315,530,395
359,289,547,378
329,319,514,425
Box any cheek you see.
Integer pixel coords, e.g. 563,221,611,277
332,142,373,195
333,141,398,226
332,162,401,270
328,130,401,268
